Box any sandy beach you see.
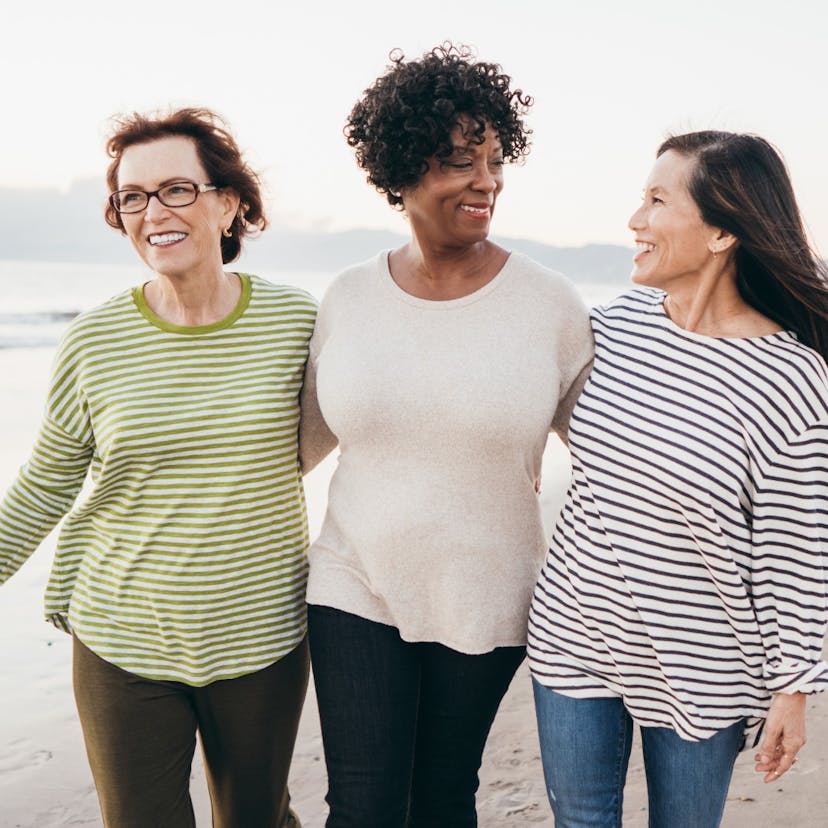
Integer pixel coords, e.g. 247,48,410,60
1,346,826,827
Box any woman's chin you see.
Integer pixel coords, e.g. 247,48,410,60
630,268,661,287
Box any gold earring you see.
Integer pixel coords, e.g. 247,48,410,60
222,227,232,238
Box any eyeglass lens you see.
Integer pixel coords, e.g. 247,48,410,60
112,182,200,213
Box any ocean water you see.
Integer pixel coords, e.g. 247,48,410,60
0,259,620,351
0,260,338,350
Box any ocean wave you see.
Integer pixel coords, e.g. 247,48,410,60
0,311,79,325
0,336,64,350
0,312,79,349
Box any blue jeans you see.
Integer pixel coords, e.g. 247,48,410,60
308,605,525,827
532,680,745,828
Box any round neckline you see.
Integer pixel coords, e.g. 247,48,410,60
649,289,794,344
132,273,251,334
378,250,515,308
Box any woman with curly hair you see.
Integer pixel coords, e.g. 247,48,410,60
0,108,312,827
299,44,594,825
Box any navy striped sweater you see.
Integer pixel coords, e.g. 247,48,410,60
528,288,828,743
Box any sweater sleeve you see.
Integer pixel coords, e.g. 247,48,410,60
751,421,828,694
552,359,593,443
0,347,94,584
298,321,337,475
551,287,595,442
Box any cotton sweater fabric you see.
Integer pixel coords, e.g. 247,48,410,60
0,274,317,685
302,251,594,654
528,288,828,744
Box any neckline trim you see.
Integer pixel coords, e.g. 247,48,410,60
378,250,515,308
132,273,252,334
641,288,796,344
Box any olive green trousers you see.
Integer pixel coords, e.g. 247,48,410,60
73,634,309,828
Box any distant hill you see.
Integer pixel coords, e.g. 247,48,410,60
250,229,634,285
0,180,634,285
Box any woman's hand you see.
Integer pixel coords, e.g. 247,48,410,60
754,692,806,782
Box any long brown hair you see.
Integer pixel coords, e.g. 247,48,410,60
659,131,828,360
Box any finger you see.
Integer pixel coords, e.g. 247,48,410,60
776,751,798,777
756,718,787,760
755,755,779,774
765,765,786,783
754,743,780,767
762,752,799,783
755,743,782,775
763,758,784,784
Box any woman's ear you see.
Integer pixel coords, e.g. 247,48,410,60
220,188,242,227
709,228,739,255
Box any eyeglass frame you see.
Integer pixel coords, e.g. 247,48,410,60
108,180,220,214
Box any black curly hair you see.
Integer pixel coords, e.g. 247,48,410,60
345,42,533,209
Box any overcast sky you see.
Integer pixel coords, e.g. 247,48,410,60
4,0,826,251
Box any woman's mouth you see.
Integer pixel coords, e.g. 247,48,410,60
149,232,187,246
633,241,655,263
459,204,491,219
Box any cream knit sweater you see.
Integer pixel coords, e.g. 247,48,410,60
300,251,593,654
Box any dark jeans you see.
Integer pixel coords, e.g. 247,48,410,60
73,634,309,828
308,604,525,828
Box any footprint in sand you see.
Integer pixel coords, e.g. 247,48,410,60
0,744,53,773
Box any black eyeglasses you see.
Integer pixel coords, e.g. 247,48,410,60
109,180,219,214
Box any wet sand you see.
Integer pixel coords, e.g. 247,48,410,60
1,347,826,826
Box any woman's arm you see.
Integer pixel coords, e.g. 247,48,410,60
750,420,828,778
551,286,595,443
751,421,828,693
298,345,337,475
0,414,93,582
0,334,95,583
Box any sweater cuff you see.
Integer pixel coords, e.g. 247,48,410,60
763,658,828,694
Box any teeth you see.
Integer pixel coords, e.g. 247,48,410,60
149,232,187,245
460,205,489,215
636,241,655,252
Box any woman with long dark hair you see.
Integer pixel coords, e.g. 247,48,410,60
528,131,828,827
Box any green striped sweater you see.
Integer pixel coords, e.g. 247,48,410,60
0,274,317,685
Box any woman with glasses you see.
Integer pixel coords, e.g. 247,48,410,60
0,108,312,827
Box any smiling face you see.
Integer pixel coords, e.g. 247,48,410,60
116,135,238,279
628,150,720,290
401,119,504,250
